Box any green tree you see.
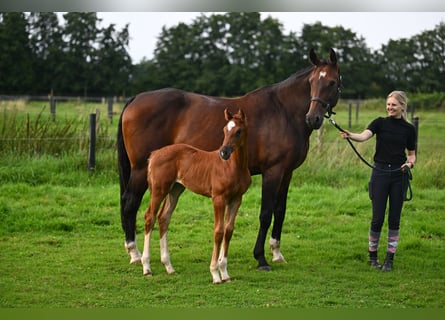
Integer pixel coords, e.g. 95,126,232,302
150,12,295,97
410,22,445,93
299,22,376,98
60,12,101,96
0,12,33,94
93,23,132,96
28,12,65,95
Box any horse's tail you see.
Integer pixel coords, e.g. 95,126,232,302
117,96,135,211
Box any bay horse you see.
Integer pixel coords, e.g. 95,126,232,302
141,109,251,284
118,48,341,271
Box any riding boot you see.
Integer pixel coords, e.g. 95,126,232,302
382,252,394,272
369,251,381,269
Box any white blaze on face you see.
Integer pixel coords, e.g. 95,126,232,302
319,71,327,79
227,120,236,132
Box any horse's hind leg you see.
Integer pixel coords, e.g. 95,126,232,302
158,183,185,274
122,169,148,264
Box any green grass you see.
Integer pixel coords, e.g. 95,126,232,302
0,100,444,309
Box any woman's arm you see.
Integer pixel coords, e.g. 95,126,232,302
405,149,416,169
340,129,373,142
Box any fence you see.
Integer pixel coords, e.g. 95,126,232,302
1,96,422,172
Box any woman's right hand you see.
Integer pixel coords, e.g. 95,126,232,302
340,130,351,139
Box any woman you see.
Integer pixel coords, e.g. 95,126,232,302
340,91,416,271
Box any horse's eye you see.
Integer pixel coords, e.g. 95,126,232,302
235,129,241,138
329,80,336,87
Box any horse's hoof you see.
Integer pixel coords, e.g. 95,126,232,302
143,271,153,276
257,264,271,272
222,277,231,283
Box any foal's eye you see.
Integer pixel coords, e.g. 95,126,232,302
235,129,241,137
329,80,336,87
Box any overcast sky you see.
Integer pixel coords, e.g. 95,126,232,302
91,12,445,63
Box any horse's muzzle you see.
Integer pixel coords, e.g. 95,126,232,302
305,114,323,130
219,146,234,160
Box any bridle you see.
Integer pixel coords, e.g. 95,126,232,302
310,75,342,118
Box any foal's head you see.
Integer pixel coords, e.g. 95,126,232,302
219,108,247,161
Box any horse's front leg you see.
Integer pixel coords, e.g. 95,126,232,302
254,168,283,270
270,172,292,263
158,183,185,274
210,196,225,284
218,198,242,282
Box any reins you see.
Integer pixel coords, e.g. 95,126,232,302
325,115,413,201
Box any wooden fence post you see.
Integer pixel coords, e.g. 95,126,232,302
88,113,96,171
412,116,419,153
107,97,113,123
50,96,56,121
348,103,352,129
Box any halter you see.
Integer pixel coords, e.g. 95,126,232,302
310,75,343,118
311,97,335,118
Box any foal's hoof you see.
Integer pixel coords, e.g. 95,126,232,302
130,257,142,264
272,255,287,263
143,271,153,276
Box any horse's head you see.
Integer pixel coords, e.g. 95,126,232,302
305,48,342,130
220,108,247,161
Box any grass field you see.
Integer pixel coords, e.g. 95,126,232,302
0,99,444,309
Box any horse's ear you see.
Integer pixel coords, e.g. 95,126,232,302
329,48,337,65
224,108,233,121
309,48,320,66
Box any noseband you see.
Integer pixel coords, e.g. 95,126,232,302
310,97,335,118
311,75,342,118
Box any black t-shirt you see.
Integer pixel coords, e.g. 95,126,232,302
367,117,416,165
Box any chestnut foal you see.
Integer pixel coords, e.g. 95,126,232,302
141,108,251,284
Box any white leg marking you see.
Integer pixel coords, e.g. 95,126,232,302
125,240,142,264
218,257,230,282
141,231,152,276
160,233,175,274
270,237,287,263
210,264,222,284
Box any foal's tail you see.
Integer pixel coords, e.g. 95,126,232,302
117,96,135,211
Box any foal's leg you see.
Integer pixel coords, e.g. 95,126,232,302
141,193,164,276
158,183,185,274
210,196,225,284
218,198,242,282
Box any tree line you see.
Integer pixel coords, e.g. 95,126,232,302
1,12,444,99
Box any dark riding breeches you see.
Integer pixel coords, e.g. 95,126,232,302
368,163,405,232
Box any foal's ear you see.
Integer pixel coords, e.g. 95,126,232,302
237,109,246,121
224,108,233,121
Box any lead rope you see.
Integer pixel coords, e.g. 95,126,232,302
326,115,413,201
